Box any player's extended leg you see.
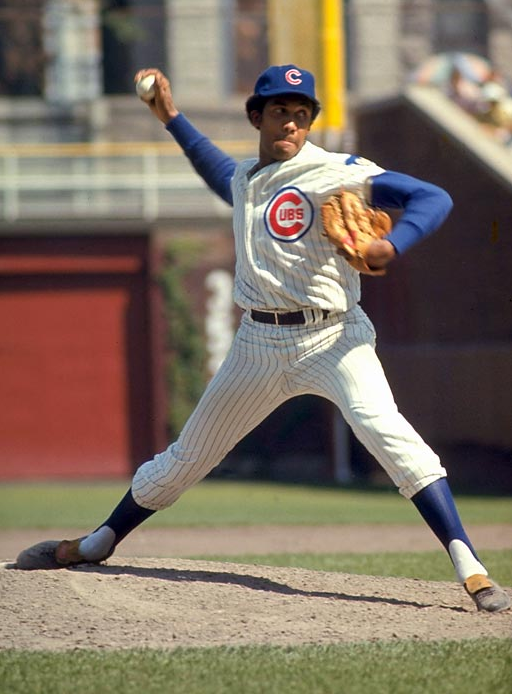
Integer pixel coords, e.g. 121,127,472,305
15,320,292,570
299,309,510,612
410,478,509,611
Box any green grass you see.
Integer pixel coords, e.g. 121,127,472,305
2,481,510,693
0,640,510,694
1,479,511,528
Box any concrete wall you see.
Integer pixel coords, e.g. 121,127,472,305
166,0,233,102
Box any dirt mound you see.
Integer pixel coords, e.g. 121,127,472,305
1,557,511,651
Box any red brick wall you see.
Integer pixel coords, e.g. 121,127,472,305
0,234,161,479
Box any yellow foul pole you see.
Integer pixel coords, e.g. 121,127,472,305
321,0,346,144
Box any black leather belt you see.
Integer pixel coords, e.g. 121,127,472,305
250,309,330,326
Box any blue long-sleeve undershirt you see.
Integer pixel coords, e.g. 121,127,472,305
166,113,236,205
166,114,453,254
370,171,453,254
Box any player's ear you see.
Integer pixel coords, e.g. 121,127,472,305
249,110,262,129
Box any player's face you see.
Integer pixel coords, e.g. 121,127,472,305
255,97,313,166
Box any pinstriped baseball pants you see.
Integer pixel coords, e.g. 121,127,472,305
132,306,446,510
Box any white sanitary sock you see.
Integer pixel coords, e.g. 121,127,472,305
78,526,116,561
449,539,488,583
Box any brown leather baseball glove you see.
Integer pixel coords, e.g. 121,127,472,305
321,190,392,275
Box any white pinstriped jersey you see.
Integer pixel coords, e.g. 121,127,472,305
132,127,449,514
231,140,385,313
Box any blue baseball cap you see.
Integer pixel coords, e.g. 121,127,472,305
252,64,320,106
246,65,321,119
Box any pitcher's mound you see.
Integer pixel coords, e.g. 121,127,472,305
1,557,510,651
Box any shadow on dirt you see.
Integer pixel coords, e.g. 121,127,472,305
71,561,468,613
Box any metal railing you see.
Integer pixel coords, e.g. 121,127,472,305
0,140,256,223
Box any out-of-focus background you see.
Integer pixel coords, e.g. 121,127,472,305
0,0,511,492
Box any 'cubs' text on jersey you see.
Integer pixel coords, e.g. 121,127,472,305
230,141,384,312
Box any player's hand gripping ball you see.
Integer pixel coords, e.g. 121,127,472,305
135,75,156,102
321,190,392,275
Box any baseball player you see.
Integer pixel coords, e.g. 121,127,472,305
16,65,510,613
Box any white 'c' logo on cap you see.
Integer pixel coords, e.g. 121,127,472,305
285,69,302,85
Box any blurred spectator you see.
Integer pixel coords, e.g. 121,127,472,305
417,58,512,148
445,67,482,116
476,74,512,145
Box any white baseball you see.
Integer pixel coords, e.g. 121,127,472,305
136,75,156,101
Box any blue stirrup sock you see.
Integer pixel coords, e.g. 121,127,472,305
411,478,487,582
99,488,156,544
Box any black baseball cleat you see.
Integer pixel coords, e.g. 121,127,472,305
15,538,112,570
464,574,511,613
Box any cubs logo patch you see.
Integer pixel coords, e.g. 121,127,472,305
264,187,313,242
285,68,302,85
